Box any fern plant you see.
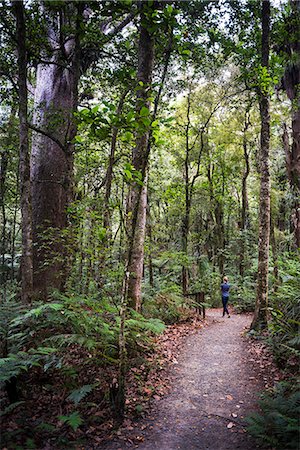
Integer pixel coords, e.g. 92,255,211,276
58,411,83,431
247,382,300,450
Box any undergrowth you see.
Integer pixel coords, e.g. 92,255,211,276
247,381,300,450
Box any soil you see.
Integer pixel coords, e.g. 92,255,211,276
104,309,276,450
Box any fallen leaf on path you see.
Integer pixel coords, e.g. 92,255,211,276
143,388,152,395
226,395,233,401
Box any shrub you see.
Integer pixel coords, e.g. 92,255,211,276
247,382,300,450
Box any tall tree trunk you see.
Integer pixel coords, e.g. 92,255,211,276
147,201,154,288
215,200,225,275
282,122,300,248
239,110,251,278
281,0,300,248
126,7,155,311
116,5,156,419
127,175,148,312
30,4,81,299
270,215,279,290
14,0,33,304
0,107,17,284
251,0,271,331
104,90,129,234
182,92,191,296
10,169,19,281
127,19,172,310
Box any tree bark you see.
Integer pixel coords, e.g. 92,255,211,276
147,203,154,288
251,0,271,331
270,215,279,290
282,122,300,248
281,0,300,248
239,109,251,278
14,0,33,304
30,4,81,299
104,90,129,234
126,7,155,311
127,174,148,312
0,107,17,284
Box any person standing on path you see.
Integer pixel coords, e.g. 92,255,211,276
221,276,230,317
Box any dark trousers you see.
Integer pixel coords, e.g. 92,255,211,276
222,296,229,316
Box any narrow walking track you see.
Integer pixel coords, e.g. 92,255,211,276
135,309,267,450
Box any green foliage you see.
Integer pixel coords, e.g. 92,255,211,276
231,276,256,313
67,384,94,405
0,348,57,384
247,382,300,450
0,401,25,417
58,411,83,431
143,291,183,325
126,310,165,335
268,254,300,369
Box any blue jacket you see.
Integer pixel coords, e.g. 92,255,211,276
221,282,230,298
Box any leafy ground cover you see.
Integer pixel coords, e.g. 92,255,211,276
0,306,204,449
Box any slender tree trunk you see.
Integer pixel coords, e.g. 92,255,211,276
270,215,279,290
14,0,33,304
127,9,155,311
104,90,129,233
0,108,16,284
127,20,172,310
11,169,19,281
281,0,300,248
239,111,251,277
30,5,81,299
127,174,148,312
147,202,154,288
251,0,271,331
182,88,191,296
282,122,300,248
215,200,225,275
116,5,156,419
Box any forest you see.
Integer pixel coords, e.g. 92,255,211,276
0,0,299,449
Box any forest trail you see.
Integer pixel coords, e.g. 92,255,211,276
106,309,270,450
134,310,266,450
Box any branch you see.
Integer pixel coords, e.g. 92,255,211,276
28,123,66,152
81,10,137,71
106,11,136,40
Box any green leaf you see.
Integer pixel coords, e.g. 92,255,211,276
0,401,25,417
59,411,83,431
140,106,150,117
91,105,99,114
67,384,94,405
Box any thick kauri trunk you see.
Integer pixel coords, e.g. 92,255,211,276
15,0,33,304
31,6,80,299
251,0,271,331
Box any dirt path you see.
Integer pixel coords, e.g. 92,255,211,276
135,309,267,450
104,309,271,450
